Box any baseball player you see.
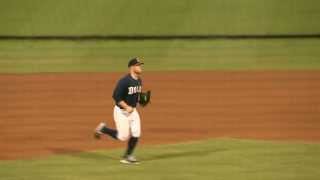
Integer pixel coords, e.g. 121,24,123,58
94,57,150,164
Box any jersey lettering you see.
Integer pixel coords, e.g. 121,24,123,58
128,86,141,95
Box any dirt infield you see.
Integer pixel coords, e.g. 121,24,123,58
1,71,320,160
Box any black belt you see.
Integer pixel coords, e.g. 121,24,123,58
116,104,136,109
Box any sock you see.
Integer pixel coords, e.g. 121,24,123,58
101,126,118,140
124,137,139,157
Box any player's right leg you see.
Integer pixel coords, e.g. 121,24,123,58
94,106,130,140
113,105,130,141
94,122,118,140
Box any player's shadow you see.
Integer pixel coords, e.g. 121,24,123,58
142,148,227,161
48,148,118,160
48,147,228,162
74,151,118,160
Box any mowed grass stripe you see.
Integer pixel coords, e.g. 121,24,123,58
0,39,320,73
1,0,320,35
0,138,320,180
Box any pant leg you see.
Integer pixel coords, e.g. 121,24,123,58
123,109,141,157
113,106,130,141
129,108,141,138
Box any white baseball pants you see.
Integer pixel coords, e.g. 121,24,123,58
113,105,141,141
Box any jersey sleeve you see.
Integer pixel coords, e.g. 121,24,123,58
112,79,127,105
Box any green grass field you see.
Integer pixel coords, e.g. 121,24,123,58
1,0,320,73
1,39,320,73
0,0,320,36
0,139,319,180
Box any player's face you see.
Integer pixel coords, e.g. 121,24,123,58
133,65,143,74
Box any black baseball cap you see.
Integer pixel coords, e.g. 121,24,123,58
128,57,144,67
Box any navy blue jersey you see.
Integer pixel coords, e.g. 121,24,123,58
112,74,142,108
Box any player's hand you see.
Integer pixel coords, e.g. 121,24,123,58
125,106,134,114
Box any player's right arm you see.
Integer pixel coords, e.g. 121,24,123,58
112,79,133,113
118,101,133,113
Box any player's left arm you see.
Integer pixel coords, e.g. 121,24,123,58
139,90,151,107
137,78,151,107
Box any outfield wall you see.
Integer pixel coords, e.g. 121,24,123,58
0,0,320,36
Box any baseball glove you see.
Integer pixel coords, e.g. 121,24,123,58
139,90,151,107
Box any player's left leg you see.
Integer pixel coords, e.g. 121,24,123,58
122,108,141,162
